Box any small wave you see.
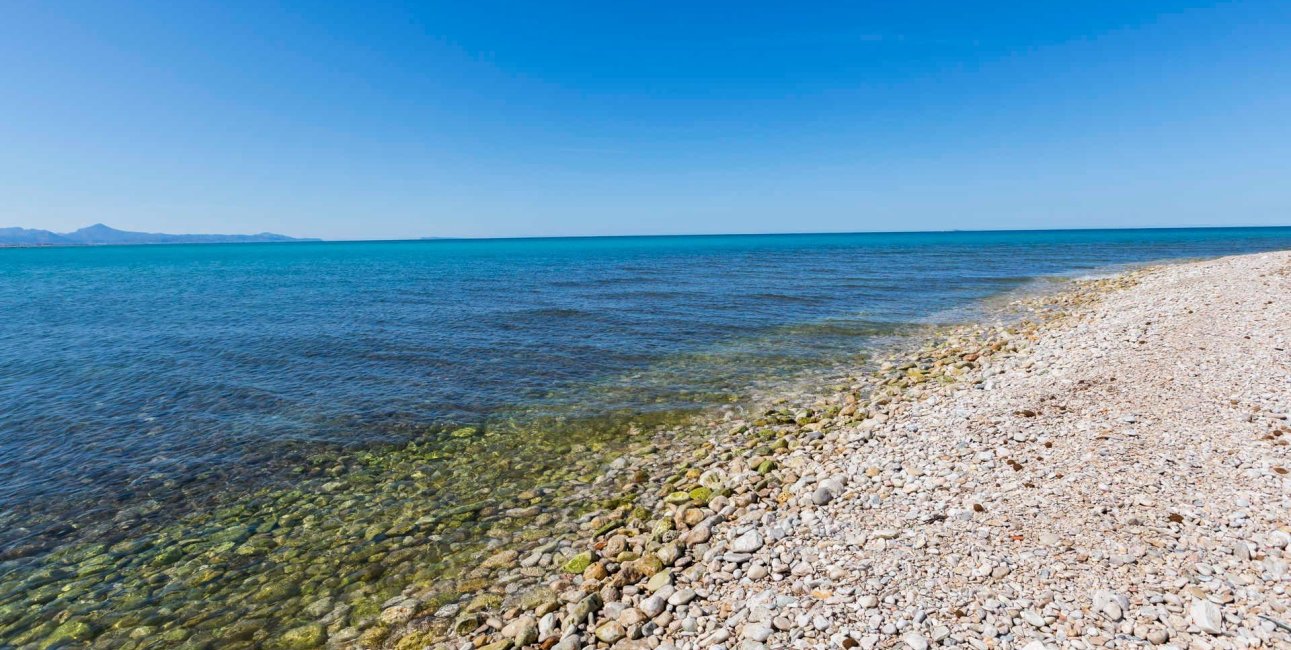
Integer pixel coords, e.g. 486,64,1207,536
504,307,600,320
595,290,689,300
738,292,829,305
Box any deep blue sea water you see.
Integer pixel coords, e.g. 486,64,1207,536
2,227,1290,550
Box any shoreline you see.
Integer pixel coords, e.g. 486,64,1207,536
405,251,1291,650
4,251,1288,649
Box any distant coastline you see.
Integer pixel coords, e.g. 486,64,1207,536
6,224,1291,248
0,223,317,248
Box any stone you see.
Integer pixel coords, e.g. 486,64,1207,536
667,589,697,606
380,601,417,626
595,621,626,643
1234,540,1252,561
508,616,538,646
583,562,608,581
811,487,835,505
640,595,666,618
277,624,326,649
43,620,97,646
732,530,764,553
1091,591,1124,622
618,607,646,627
646,569,673,593
453,613,486,636
1190,599,1223,635
481,549,519,570
903,632,929,650
538,612,559,641
570,593,603,624
516,586,558,612
1022,610,1045,628
656,544,680,566
563,551,594,574
742,624,773,642
686,525,712,545
930,626,950,643
664,491,691,504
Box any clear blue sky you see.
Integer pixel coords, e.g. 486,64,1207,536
2,1,1289,239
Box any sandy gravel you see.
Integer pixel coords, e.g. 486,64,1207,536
644,251,1291,650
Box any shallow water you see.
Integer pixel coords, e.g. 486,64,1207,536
2,228,1291,646
3,228,1291,545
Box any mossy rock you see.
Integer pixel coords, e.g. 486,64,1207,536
160,627,191,643
562,551,594,574
462,592,502,614
216,619,261,643
252,581,300,603
662,491,691,505
651,518,674,537
349,599,382,624
393,629,441,650
41,619,96,648
515,586,557,611
688,487,713,503
150,547,184,567
356,625,389,649
455,578,491,594
273,624,325,649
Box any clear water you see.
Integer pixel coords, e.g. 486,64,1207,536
2,227,1290,552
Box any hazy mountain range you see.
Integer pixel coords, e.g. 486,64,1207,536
0,224,316,247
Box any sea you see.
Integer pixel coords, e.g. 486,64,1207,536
1,226,1289,646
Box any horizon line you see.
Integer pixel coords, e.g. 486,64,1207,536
390,222,1291,243
3,222,1290,250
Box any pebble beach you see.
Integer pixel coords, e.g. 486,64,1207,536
399,250,1291,650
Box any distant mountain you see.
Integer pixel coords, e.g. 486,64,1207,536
0,224,317,247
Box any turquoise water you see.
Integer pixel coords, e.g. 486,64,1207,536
2,227,1290,557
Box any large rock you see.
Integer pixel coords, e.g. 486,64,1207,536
645,569,673,593
640,594,666,618
276,624,326,649
811,486,834,505
903,632,928,650
562,551,595,574
595,621,626,643
667,588,697,606
1190,599,1223,635
569,593,603,625
732,530,763,553
503,616,538,646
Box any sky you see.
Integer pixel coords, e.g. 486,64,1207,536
2,1,1290,240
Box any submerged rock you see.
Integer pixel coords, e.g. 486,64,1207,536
275,624,325,649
